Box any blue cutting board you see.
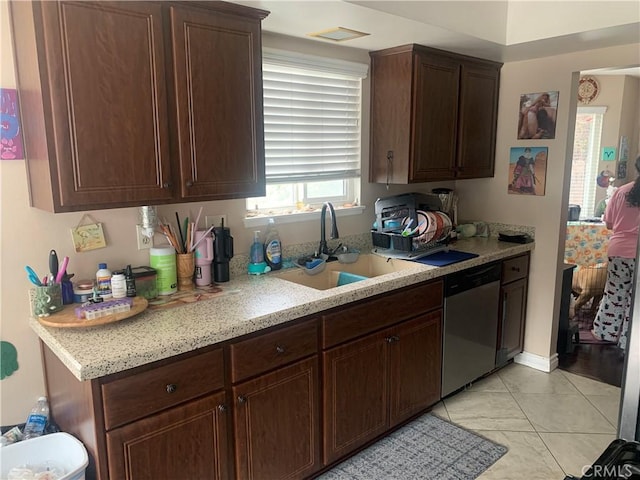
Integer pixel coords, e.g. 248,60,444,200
412,250,479,267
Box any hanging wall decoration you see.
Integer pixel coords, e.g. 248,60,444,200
0,88,24,160
517,91,558,140
71,213,107,252
508,146,548,196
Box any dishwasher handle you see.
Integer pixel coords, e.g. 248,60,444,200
445,262,501,296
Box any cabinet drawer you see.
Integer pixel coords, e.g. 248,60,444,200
502,255,529,284
102,348,224,430
322,280,443,349
229,320,318,383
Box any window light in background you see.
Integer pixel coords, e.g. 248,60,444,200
248,49,368,213
569,106,607,218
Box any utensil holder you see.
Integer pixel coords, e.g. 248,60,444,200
176,253,195,291
30,284,63,317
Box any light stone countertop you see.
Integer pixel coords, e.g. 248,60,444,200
30,237,534,381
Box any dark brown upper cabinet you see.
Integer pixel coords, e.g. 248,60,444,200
9,1,267,212
369,44,501,185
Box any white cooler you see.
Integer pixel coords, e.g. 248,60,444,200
0,432,88,480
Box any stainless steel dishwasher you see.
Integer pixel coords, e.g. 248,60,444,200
442,262,501,397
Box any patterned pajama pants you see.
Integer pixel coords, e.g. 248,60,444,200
592,256,635,350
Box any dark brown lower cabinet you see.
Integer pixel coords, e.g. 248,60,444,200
106,392,230,480
233,357,321,480
323,312,442,465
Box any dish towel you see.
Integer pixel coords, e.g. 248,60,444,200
412,250,479,267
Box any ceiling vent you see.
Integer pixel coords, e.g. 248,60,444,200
308,27,370,42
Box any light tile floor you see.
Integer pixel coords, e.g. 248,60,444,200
432,363,621,479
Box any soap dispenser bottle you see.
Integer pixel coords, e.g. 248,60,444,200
248,231,270,275
264,218,282,271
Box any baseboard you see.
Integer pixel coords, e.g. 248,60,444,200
514,351,559,372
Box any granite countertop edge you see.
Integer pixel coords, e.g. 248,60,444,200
30,237,534,381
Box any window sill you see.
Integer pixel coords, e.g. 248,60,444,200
243,205,366,229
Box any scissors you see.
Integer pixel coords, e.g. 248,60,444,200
25,266,43,286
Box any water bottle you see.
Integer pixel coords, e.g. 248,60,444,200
23,396,49,440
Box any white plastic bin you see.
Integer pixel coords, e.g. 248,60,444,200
1,432,89,480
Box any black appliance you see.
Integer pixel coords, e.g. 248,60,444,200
213,227,233,282
568,204,581,221
564,439,640,479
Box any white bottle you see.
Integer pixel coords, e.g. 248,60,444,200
111,272,126,299
23,396,49,440
96,263,112,299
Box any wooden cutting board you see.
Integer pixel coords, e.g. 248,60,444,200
37,297,148,328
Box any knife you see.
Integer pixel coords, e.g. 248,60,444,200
49,250,59,283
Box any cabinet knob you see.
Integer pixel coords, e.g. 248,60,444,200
186,180,193,187
166,383,178,394
237,395,247,404
511,267,520,272
217,404,228,412
276,345,286,354
162,182,172,188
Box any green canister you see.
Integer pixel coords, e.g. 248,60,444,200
150,247,177,296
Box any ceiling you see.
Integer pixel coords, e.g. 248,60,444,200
232,0,640,70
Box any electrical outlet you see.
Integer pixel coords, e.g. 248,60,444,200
205,214,227,229
136,225,153,250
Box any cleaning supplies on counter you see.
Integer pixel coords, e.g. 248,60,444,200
264,218,282,271
95,263,112,299
248,231,270,275
150,247,177,295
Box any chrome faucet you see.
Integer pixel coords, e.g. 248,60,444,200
318,202,340,257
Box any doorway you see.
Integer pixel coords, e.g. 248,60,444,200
557,66,639,387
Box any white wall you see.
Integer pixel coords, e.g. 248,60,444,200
457,43,640,363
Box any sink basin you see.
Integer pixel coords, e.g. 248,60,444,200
275,254,418,290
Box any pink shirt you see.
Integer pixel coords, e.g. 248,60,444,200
604,181,640,258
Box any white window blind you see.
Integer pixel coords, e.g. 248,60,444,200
569,106,607,218
262,49,368,185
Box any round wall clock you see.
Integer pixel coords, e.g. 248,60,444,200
578,75,600,104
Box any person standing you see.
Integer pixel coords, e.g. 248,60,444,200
592,156,640,350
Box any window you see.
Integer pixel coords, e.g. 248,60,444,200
247,49,368,216
569,106,607,218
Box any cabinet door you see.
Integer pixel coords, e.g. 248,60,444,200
32,1,174,210
233,357,320,480
411,51,460,182
498,279,527,365
388,312,442,426
456,62,500,179
323,330,389,465
169,5,265,200
106,392,230,480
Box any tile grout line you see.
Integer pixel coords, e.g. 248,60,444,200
499,372,569,476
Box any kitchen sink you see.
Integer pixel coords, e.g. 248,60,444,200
275,254,419,290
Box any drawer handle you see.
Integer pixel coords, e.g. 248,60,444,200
276,345,286,354
385,335,399,343
237,395,247,404
166,383,178,394
511,267,521,272
162,182,172,188
217,404,228,413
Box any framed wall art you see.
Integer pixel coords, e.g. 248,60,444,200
517,91,558,140
508,146,548,196
0,88,24,160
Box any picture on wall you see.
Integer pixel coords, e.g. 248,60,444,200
508,146,548,196
0,88,24,160
517,91,558,140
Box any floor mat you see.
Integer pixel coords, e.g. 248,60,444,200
318,413,507,480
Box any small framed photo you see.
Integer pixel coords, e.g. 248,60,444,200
517,91,558,140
